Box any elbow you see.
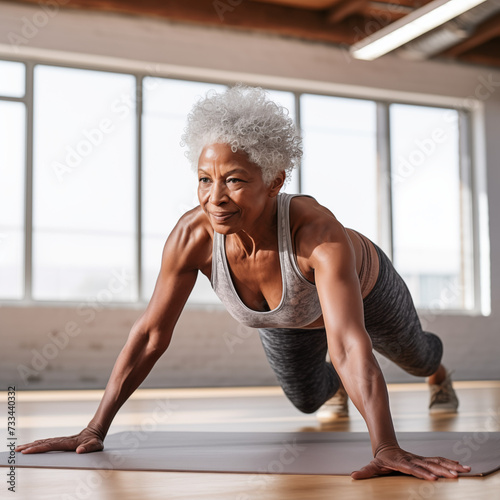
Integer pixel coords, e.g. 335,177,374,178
130,327,171,356
328,329,374,368
148,328,172,355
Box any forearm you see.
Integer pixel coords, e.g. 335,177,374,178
87,331,168,439
334,347,398,456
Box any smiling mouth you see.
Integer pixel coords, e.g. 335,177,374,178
210,212,236,222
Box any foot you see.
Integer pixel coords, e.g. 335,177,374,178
428,370,459,414
316,386,349,423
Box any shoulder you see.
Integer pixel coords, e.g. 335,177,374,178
289,195,355,271
289,195,350,247
161,206,213,273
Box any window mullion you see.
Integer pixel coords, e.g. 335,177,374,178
376,101,393,260
136,75,143,302
458,110,477,311
294,91,302,193
24,61,35,301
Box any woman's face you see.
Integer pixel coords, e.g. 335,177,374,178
197,143,283,235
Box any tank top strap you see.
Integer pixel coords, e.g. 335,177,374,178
279,192,316,286
210,229,223,289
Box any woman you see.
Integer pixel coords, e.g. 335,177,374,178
16,85,468,480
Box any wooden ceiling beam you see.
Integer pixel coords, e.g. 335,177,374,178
364,0,420,6
371,0,433,7
326,0,368,24
251,0,345,10
458,52,500,69
11,0,358,45
440,12,500,57
454,38,500,68
361,1,413,21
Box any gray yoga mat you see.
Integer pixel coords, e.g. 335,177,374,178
1,431,499,476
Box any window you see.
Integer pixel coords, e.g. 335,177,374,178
0,60,25,98
390,104,471,310
0,101,25,299
0,61,26,299
0,58,484,313
32,66,137,301
300,94,378,242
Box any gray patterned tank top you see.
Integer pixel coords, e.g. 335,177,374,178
210,193,323,329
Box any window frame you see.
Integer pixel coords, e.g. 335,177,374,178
0,56,488,315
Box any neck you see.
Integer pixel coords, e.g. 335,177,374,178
228,196,279,257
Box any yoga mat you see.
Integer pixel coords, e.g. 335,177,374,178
1,431,499,476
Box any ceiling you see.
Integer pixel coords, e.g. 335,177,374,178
9,0,500,68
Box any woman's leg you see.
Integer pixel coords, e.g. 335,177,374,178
363,244,444,377
362,244,459,412
427,364,447,384
258,327,340,414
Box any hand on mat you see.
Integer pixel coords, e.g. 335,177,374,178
351,445,471,480
15,426,104,455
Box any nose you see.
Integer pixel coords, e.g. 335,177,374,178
209,180,228,205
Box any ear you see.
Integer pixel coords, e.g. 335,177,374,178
268,171,286,197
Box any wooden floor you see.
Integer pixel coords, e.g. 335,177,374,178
3,381,500,500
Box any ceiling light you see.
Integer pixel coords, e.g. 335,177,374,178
350,0,488,60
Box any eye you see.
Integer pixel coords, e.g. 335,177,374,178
199,177,210,183
227,178,244,184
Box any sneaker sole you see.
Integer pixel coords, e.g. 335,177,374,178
316,412,349,423
429,406,458,414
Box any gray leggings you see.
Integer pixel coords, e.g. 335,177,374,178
258,243,443,414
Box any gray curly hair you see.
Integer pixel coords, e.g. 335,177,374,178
180,84,302,185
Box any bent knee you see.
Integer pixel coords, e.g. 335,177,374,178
285,388,337,414
291,398,324,414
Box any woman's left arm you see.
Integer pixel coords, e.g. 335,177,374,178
309,229,470,480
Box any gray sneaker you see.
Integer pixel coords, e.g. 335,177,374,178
316,386,349,423
428,371,459,414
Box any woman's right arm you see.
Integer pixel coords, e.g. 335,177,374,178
16,213,204,454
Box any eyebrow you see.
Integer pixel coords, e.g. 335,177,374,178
198,167,249,176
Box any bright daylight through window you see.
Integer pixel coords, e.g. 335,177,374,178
0,60,479,312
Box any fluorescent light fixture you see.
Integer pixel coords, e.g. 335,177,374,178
350,0,488,60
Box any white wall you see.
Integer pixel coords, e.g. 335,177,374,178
0,1,499,390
